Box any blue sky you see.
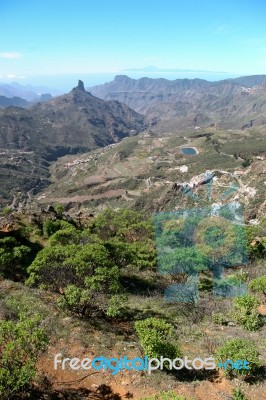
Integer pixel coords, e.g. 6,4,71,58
0,0,266,89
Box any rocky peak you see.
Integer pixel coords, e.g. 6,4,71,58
76,80,85,91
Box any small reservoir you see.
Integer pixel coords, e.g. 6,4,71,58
181,147,197,155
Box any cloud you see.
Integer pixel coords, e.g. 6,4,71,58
0,52,22,59
6,74,26,79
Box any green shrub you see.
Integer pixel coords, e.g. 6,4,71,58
232,389,247,400
212,312,227,325
135,318,181,363
48,227,80,246
245,224,266,259
215,338,259,376
0,316,48,399
106,294,128,318
0,237,31,279
227,269,249,285
0,207,13,216
198,274,213,292
233,295,263,331
27,243,121,318
42,219,74,238
53,203,64,217
249,275,266,301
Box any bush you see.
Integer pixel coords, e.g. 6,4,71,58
135,318,181,363
48,227,80,246
106,294,128,318
0,316,48,399
233,295,263,331
0,237,31,279
27,243,121,318
232,389,247,400
42,219,75,238
212,312,227,325
245,224,266,260
0,207,13,216
226,269,249,285
53,203,64,217
215,338,259,377
249,275,266,302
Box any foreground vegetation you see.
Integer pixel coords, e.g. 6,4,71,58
0,208,265,398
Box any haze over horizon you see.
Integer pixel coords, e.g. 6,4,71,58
0,0,265,90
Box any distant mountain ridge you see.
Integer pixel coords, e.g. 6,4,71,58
222,75,266,87
89,74,266,130
0,95,29,108
0,82,55,102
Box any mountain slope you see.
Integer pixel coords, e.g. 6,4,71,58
0,80,147,207
34,124,266,221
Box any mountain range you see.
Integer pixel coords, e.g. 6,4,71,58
0,75,265,215
0,80,146,206
89,74,266,131
0,82,57,101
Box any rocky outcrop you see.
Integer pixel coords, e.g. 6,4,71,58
77,80,85,91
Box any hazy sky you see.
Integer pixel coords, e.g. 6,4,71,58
0,0,266,88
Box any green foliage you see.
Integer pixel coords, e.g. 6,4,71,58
249,275,266,296
215,338,259,376
0,316,48,399
103,238,157,270
53,203,64,217
0,207,13,216
42,219,75,238
28,209,160,317
18,225,33,239
135,318,181,362
89,209,153,241
48,226,80,246
4,292,46,321
234,295,260,311
106,294,128,318
57,284,89,314
226,269,249,285
232,389,247,400
212,312,227,325
27,243,121,317
233,295,263,331
198,272,213,292
141,392,191,400
0,236,31,278
245,222,266,259
158,246,208,276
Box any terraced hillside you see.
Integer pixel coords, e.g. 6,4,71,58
34,125,266,221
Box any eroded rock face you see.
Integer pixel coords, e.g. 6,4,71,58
0,215,18,232
77,80,85,91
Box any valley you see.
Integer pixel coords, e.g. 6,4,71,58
0,74,265,400
32,124,265,223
